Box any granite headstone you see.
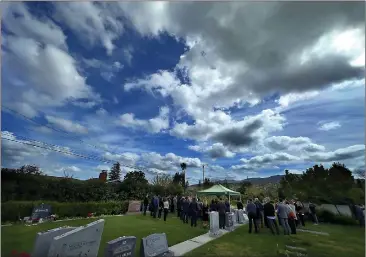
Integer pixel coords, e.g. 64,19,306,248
140,233,174,257
225,212,234,231
47,219,105,257
237,209,244,224
105,236,137,257
31,226,77,257
209,211,221,237
128,201,142,214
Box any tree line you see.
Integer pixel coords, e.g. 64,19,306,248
278,162,365,205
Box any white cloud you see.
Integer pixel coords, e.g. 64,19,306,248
52,2,124,55
318,121,341,131
45,116,88,134
103,152,140,166
117,106,170,133
189,143,235,159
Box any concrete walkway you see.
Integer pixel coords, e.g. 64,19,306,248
169,223,247,256
297,229,329,236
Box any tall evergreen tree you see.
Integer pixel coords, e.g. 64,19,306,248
108,162,121,181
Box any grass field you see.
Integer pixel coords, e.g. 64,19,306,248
1,215,206,257
185,223,365,257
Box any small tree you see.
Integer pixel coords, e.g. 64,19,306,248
108,162,121,181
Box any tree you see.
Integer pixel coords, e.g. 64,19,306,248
238,181,252,194
203,178,213,188
180,163,187,188
18,165,43,175
121,171,149,199
151,174,173,187
198,180,202,188
108,162,121,181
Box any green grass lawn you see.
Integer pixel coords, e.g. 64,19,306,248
1,215,206,257
185,223,365,257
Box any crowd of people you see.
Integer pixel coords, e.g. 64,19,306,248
142,194,365,235
142,195,236,229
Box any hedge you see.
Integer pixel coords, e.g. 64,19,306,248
1,201,130,223
317,209,358,226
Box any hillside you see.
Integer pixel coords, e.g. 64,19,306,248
190,175,284,188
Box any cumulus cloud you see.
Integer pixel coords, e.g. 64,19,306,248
103,152,140,166
264,136,325,153
307,145,365,162
318,121,341,131
189,143,235,159
232,153,300,171
45,116,88,134
52,2,124,55
117,106,170,133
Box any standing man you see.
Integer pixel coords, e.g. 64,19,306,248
237,200,244,210
183,197,190,224
264,199,280,235
153,195,159,219
143,194,149,216
246,199,259,234
218,199,226,230
309,202,319,225
189,197,199,227
177,196,182,218
254,198,264,229
277,199,291,235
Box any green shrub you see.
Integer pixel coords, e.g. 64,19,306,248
1,201,129,223
317,209,358,226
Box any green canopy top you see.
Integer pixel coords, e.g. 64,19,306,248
197,184,241,196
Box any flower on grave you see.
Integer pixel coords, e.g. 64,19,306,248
87,212,93,217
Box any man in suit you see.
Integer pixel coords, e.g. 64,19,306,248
218,199,226,229
246,199,258,233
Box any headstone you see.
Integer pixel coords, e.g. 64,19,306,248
31,226,77,257
237,209,244,224
105,236,137,257
225,212,234,231
140,233,174,257
31,203,52,222
232,212,238,227
209,211,221,237
47,219,105,257
243,213,249,222
128,201,142,214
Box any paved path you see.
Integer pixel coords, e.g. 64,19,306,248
297,229,329,236
169,223,247,256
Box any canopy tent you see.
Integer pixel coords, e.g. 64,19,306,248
197,184,241,202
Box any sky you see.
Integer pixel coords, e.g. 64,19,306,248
1,2,365,183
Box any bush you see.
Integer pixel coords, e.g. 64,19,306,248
317,209,358,226
1,201,130,223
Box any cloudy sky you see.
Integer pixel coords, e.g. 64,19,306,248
1,2,365,182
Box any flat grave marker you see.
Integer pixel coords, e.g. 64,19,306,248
105,236,137,257
47,219,105,257
140,233,174,257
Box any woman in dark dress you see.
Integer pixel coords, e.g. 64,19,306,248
202,202,209,228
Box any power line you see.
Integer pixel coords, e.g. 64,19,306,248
1,136,151,173
2,105,109,152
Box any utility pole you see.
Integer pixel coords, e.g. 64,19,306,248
202,165,205,182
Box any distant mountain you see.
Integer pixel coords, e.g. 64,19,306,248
191,175,284,187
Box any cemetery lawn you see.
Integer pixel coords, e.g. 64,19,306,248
185,224,365,257
1,215,206,257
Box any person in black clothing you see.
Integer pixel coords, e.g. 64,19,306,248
254,198,264,229
246,199,258,233
143,195,149,216
158,196,163,219
210,199,217,212
237,201,244,210
295,201,305,227
150,197,154,217
264,200,280,235
202,202,209,228
177,196,182,218
218,199,226,229
189,198,199,227
183,197,190,224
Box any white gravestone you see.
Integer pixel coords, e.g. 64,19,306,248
232,212,238,227
243,213,249,223
209,211,221,237
47,219,105,257
225,213,234,231
32,226,77,257
140,233,174,257
105,236,137,257
237,210,244,224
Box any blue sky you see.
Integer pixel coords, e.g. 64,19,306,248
1,2,365,183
